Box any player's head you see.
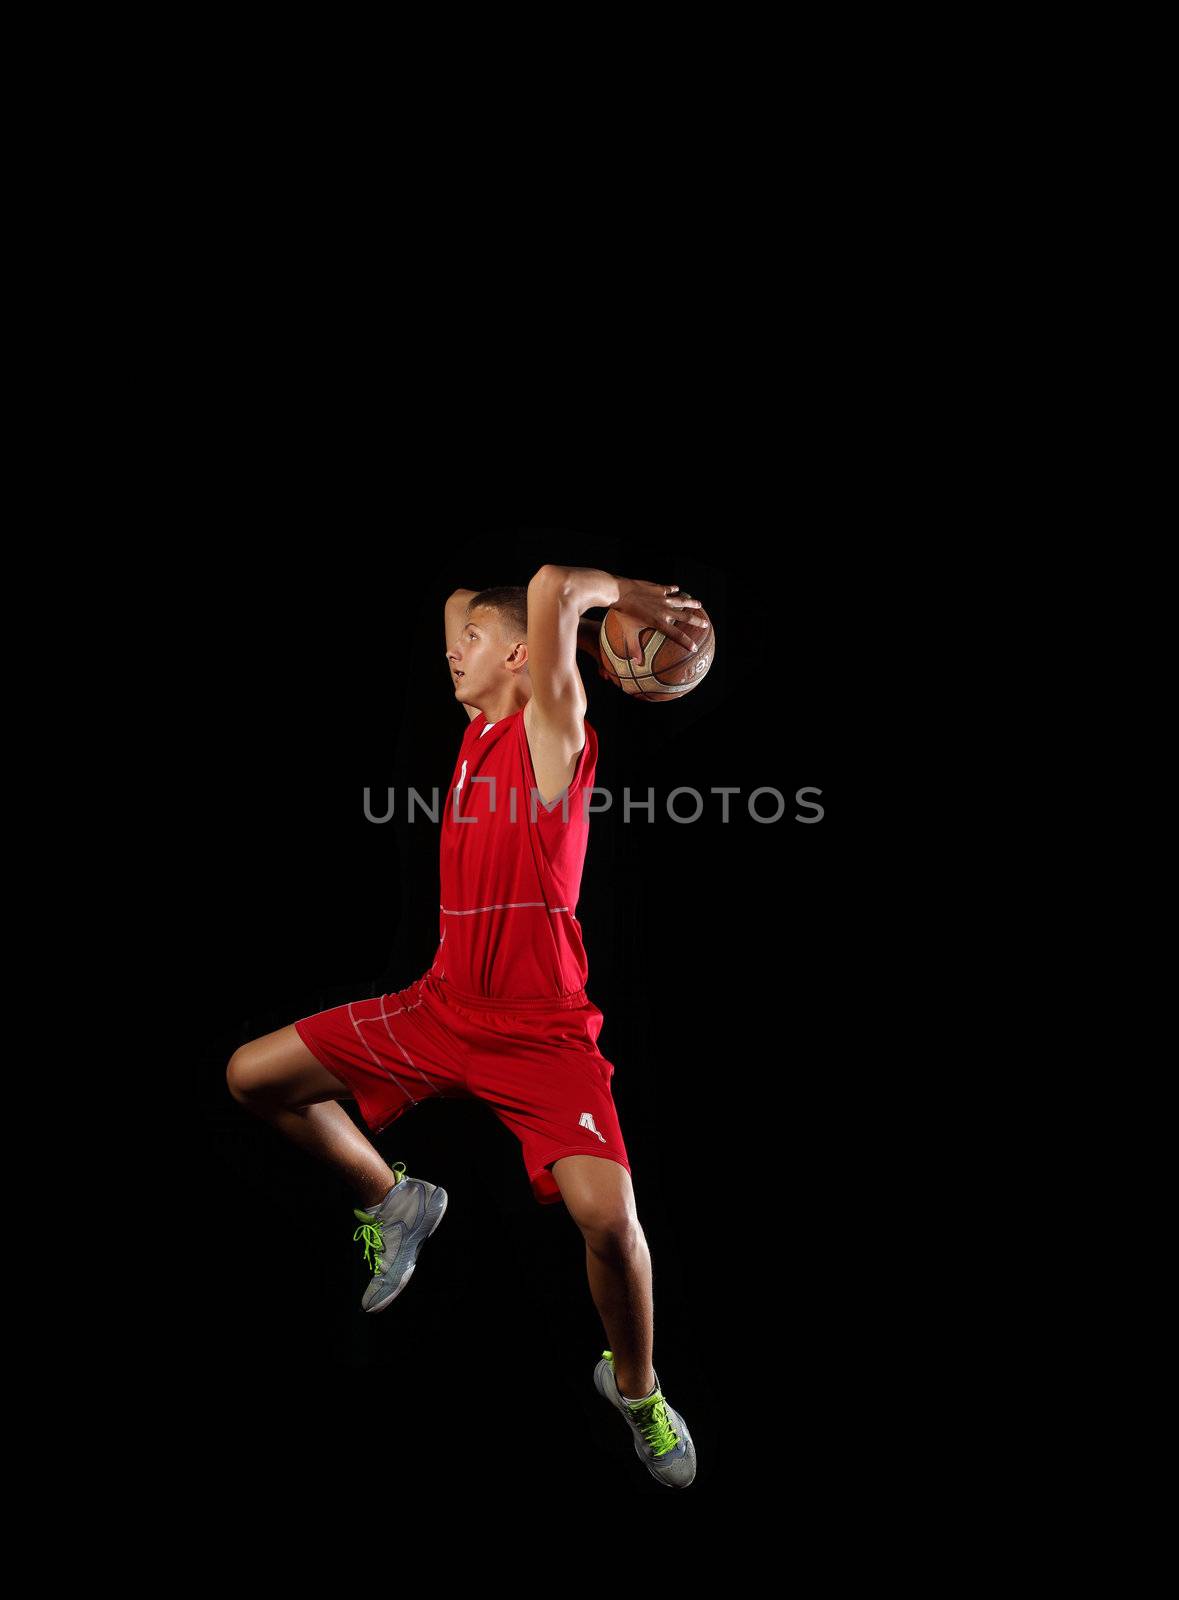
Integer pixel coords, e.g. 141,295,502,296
447,585,529,702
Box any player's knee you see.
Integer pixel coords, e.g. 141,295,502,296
226,1044,275,1108
579,1207,640,1256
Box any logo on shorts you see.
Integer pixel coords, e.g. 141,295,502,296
579,1111,606,1143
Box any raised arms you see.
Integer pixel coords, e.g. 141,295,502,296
542,566,708,657
523,565,705,805
525,563,709,728
523,567,590,805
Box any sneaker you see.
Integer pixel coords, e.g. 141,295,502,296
351,1161,449,1314
594,1349,697,1487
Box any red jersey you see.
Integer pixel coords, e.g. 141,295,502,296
429,706,598,1001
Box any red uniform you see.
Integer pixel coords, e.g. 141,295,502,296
294,706,631,1205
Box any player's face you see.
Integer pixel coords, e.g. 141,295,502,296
447,608,499,699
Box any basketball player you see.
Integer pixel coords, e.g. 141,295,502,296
226,564,709,1487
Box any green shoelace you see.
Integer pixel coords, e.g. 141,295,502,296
352,1163,408,1276
602,1350,680,1457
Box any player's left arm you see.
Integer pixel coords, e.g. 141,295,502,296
525,567,590,738
540,565,708,660
524,568,596,807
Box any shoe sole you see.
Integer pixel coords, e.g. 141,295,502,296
593,1358,697,1487
364,1185,449,1313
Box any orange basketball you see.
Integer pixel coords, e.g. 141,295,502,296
598,593,715,701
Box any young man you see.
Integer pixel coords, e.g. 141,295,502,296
226,564,709,1487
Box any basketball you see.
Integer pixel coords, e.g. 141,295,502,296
598,594,715,701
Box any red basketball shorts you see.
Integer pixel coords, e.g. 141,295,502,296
292,970,631,1206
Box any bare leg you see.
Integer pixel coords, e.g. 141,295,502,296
227,1024,401,1211
551,1155,656,1398
584,1224,655,1398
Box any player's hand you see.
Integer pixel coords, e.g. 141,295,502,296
613,580,709,659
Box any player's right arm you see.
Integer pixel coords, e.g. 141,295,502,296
446,589,482,720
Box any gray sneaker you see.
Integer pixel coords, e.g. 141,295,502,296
351,1162,449,1314
594,1349,697,1487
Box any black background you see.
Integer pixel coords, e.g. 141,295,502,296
167,500,916,1499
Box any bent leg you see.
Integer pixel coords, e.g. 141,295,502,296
227,1024,402,1209
551,1154,655,1399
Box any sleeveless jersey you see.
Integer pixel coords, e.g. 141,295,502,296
430,706,598,1001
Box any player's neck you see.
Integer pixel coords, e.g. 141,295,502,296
473,684,531,724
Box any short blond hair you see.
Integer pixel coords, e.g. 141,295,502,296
467,585,528,645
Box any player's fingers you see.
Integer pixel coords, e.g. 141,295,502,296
670,590,708,624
